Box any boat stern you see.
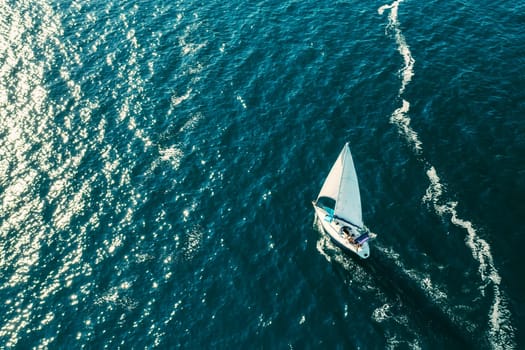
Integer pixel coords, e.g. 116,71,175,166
355,242,370,259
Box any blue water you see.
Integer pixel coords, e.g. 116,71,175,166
1,0,524,348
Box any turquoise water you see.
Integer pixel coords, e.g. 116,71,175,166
1,0,523,348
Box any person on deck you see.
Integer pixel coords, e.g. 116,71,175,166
342,227,355,244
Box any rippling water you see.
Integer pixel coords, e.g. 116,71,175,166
1,0,524,348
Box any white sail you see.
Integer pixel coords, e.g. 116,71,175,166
317,143,363,228
335,144,362,227
317,147,345,202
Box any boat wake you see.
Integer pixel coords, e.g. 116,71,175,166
314,216,471,347
378,1,515,348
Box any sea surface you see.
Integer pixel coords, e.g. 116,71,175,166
1,0,524,348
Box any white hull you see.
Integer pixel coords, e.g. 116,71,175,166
313,204,370,259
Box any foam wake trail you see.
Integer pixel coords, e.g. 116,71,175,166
378,1,515,348
314,218,473,347
423,167,515,348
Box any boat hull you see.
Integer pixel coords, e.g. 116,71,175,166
313,204,370,259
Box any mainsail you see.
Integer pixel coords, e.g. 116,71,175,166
317,143,363,228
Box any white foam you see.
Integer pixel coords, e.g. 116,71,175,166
299,315,306,325
390,99,422,154
423,166,496,290
380,1,515,346
422,166,515,347
378,0,414,94
377,246,449,304
372,303,392,322
314,216,333,263
236,95,247,109
379,1,421,154
171,88,193,107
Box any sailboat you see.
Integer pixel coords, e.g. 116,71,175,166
312,142,373,259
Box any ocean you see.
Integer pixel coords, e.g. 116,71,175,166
1,0,524,348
